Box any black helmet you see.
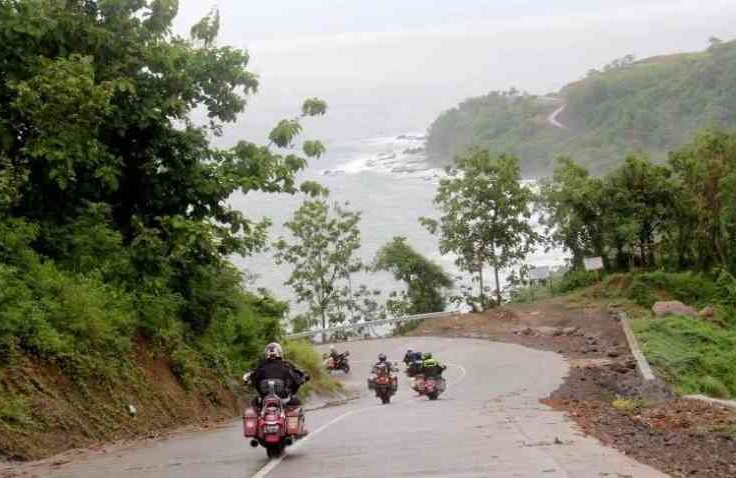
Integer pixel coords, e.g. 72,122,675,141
378,353,387,362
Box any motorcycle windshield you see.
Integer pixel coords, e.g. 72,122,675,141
258,379,287,397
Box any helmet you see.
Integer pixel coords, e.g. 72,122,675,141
329,345,336,352
378,353,387,362
423,352,432,360
265,342,283,360
406,349,412,353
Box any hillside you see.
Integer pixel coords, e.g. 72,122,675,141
426,38,736,176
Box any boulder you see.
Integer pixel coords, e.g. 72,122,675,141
651,301,697,318
698,306,715,319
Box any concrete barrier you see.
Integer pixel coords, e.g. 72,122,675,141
618,312,656,382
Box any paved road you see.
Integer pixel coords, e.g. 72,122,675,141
547,104,568,129
32,337,667,477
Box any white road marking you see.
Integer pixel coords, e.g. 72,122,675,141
251,360,468,477
250,405,381,478
445,363,467,387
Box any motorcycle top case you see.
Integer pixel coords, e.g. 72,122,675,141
242,408,258,437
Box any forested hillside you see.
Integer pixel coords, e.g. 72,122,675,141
0,1,331,459
427,38,736,176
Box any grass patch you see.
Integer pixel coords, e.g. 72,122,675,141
0,396,32,428
612,396,646,413
633,316,736,398
283,340,342,398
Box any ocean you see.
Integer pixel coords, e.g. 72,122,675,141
228,132,568,314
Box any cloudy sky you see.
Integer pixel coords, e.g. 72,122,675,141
173,0,736,142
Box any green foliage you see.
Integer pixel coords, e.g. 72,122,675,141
274,199,366,330
541,131,736,277
427,40,736,175
283,340,341,397
374,237,452,314
634,316,736,398
422,150,538,305
0,396,32,428
628,272,722,309
0,1,327,390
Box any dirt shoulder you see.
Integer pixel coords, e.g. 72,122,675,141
410,296,736,478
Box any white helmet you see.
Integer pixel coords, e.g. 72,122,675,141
265,342,283,360
329,345,336,352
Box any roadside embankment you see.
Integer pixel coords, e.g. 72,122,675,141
409,292,736,478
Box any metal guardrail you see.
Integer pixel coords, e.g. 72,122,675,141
285,311,458,339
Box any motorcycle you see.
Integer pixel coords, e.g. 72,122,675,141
415,375,446,400
405,360,423,377
367,363,398,404
242,379,306,459
324,350,350,374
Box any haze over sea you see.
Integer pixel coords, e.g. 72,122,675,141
175,0,736,302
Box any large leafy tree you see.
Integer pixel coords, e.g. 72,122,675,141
539,158,607,270
374,236,452,314
670,130,736,271
422,150,538,306
0,1,327,335
601,154,674,269
273,199,363,332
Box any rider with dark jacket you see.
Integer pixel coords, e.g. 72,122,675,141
372,353,394,375
246,343,309,408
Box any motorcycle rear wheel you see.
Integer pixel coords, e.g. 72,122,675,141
341,363,350,373
266,443,285,459
428,392,438,400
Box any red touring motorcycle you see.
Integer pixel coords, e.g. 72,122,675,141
414,375,446,400
324,351,350,374
243,379,306,458
367,362,398,404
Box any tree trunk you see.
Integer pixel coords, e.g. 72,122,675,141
489,242,502,306
320,305,328,343
493,264,501,306
478,264,485,309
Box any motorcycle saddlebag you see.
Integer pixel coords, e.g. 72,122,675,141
243,408,258,437
285,407,302,435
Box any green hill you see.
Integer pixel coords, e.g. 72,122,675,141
426,38,736,176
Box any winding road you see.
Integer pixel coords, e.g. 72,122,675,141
36,338,666,477
547,104,568,130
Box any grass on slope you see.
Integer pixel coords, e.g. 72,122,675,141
284,340,343,398
633,316,736,399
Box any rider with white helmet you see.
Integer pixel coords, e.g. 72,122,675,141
245,342,310,409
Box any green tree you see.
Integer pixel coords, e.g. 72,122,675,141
539,158,607,269
670,130,736,271
374,237,452,314
601,154,674,269
421,150,538,306
274,199,363,332
0,1,328,367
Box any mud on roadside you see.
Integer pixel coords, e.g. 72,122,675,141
410,297,736,478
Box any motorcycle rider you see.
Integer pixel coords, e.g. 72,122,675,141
420,352,446,378
372,353,393,375
245,343,309,411
403,349,414,365
370,353,397,394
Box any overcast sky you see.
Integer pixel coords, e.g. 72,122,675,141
173,0,736,142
